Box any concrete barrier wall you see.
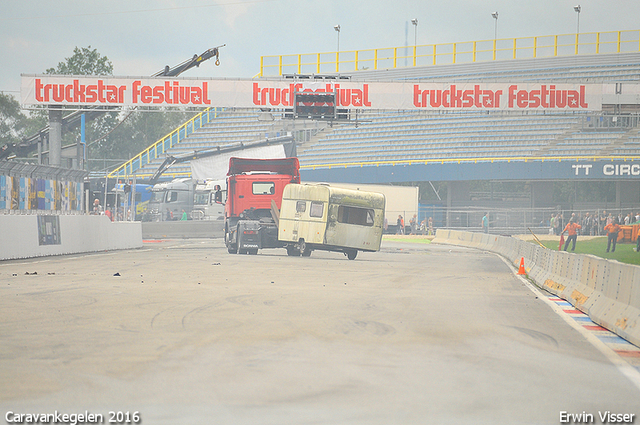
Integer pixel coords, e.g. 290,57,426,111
0,215,142,260
141,220,224,239
433,229,640,347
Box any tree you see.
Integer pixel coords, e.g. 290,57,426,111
26,46,197,171
86,107,198,172
45,46,113,76
34,46,119,166
0,92,26,147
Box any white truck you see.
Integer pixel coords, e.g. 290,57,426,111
144,178,225,221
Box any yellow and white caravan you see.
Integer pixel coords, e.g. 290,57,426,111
277,183,385,260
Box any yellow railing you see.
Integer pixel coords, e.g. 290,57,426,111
107,107,219,180
299,155,640,170
259,30,640,77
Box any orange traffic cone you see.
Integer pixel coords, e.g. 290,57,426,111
517,257,526,275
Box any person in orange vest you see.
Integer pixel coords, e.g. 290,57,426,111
604,218,622,253
562,217,582,252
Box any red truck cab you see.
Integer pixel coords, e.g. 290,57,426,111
224,157,300,254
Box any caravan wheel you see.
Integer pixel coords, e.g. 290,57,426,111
286,246,300,256
298,239,312,257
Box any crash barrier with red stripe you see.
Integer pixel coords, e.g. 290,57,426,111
432,229,640,348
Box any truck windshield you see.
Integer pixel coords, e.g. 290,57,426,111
150,191,164,202
252,182,275,195
194,193,209,205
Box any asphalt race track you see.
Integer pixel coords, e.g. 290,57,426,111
1,239,639,425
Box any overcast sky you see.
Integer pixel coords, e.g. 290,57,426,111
3,0,640,99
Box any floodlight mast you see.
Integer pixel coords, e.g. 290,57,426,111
491,12,498,40
574,5,581,34
411,18,418,47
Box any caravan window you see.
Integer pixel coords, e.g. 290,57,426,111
337,206,375,226
309,202,324,218
296,201,306,213
253,182,275,195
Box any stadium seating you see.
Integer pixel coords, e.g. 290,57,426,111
134,109,283,177
293,53,640,167
132,52,640,177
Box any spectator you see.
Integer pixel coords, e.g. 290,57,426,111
582,212,592,236
92,199,103,215
214,185,223,203
409,214,417,235
428,217,434,236
599,211,608,235
396,215,404,235
562,218,582,252
554,213,563,236
604,218,622,253
482,212,489,234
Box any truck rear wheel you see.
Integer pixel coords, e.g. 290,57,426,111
286,246,300,256
225,228,237,254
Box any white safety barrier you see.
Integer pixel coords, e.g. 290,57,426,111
433,229,640,348
0,215,142,260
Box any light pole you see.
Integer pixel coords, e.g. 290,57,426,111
411,18,418,47
574,5,581,34
491,12,498,40
334,24,340,72
411,18,418,67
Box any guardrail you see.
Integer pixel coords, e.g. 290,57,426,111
432,229,640,348
259,29,640,76
107,107,219,180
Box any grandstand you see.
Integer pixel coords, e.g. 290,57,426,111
108,29,640,224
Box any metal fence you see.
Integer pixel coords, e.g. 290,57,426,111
0,160,87,215
383,205,640,236
260,29,640,76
